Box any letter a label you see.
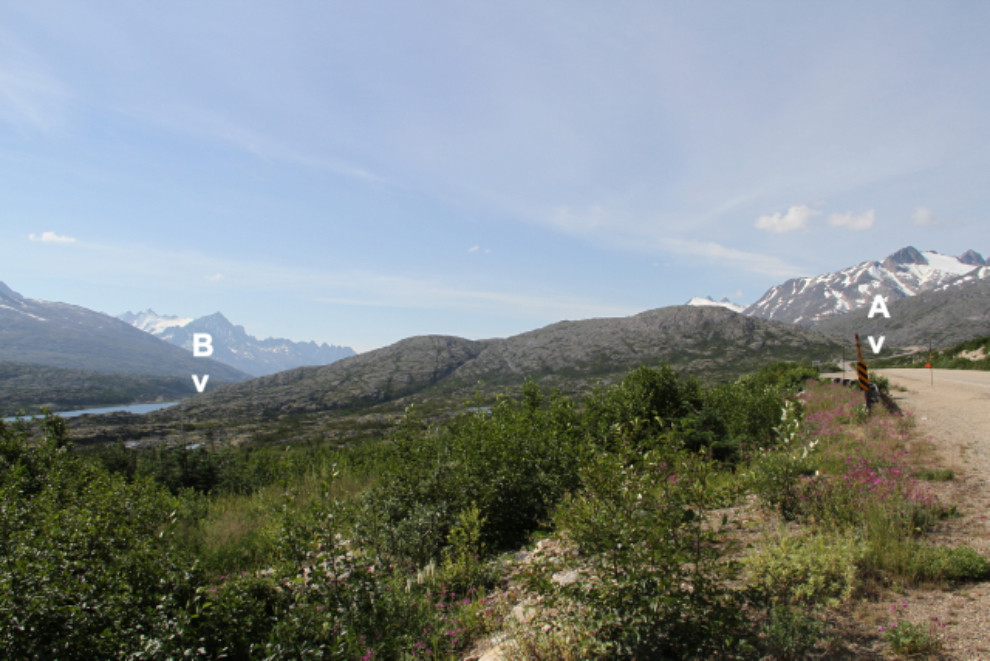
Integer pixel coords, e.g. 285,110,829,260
868,335,885,354
867,295,890,319
192,374,210,393
193,333,214,356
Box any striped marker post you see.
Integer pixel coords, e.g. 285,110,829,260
857,360,870,391
854,333,874,411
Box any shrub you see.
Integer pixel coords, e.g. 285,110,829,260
440,504,491,592
906,545,990,583
760,605,825,661
582,364,702,451
881,608,944,658
745,398,818,516
529,446,749,659
359,385,587,565
0,415,190,660
745,530,865,609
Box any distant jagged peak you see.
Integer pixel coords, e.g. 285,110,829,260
959,249,987,266
685,296,745,313
196,312,235,326
117,309,194,335
883,246,927,269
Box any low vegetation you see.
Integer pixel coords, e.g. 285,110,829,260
877,334,990,371
1,360,984,659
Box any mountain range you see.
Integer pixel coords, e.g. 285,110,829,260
142,305,844,428
813,275,990,349
0,281,247,382
5,243,989,429
118,309,355,377
743,247,988,325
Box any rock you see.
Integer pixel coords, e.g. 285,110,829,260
551,569,580,586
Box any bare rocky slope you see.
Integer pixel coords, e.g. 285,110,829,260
812,277,990,349
149,306,845,425
0,281,249,382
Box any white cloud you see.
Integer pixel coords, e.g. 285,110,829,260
660,238,806,278
754,204,819,233
28,231,76,243
468,245,479,252
206,273,223,281
827,209,875,231
911,206,940,226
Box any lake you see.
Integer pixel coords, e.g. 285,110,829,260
3,401,179,422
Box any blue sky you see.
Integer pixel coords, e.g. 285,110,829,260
2,1,989,352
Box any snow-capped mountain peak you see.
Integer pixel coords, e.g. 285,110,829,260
117,309,355,376
744,246,988,325
685,296,745,313
118,309,194,335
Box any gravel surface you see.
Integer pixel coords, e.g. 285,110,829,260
874,368,990,660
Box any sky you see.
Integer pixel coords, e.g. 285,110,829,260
2,1,989,352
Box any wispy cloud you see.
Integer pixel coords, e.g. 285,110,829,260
141,103,390,184
0,26,69,134
28,231,76,243
911,206,943,227
754,204,819,233
660,238,806,278
827,209,875,231
19,239,636,321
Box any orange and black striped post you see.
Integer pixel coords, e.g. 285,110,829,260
855,334,873,411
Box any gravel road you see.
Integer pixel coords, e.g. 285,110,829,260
874,368,990,660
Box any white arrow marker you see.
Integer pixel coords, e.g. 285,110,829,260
867,335,885,354
192,374,210,393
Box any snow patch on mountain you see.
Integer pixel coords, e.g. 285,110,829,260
0,304,47,322
745,247,989,325
685,296,745,313
118,309,194,335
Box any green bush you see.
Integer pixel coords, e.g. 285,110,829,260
582,364,702,451
907,544,990,583
760,605,825,661
359,384,587,565
0,415,190,660
745,530,865,609
529,446,750,659
882,618,943,658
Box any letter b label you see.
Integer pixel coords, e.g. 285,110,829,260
193,333,214,357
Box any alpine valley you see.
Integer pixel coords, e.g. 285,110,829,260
5,244,989,443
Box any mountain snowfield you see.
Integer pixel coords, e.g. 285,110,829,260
685,296,745,313
118,309,194,335
742,246,989,325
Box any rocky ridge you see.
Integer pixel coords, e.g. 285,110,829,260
147,306,843,425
